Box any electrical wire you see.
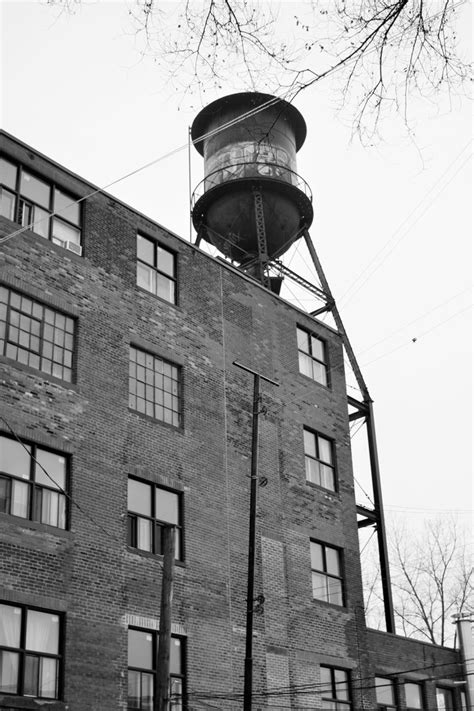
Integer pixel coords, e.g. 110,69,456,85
338,144,472,309
0,93,285,246
357,286,473,356
361,303,472,367
0,414,153,554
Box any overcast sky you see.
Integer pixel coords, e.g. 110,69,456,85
1,1,472,532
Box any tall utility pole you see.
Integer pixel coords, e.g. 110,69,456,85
156,525,176,711
234,361,279,711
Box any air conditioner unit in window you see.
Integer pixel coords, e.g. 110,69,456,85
65,241,82,256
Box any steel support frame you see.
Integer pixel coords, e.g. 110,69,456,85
303,229,396,633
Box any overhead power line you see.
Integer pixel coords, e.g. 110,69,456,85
338,142,472,309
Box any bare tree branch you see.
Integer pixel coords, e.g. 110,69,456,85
363,516,473,646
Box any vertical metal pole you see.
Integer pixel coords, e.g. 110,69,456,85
453,614,474,709
303,228,395,632
244,373,260,711
188,126,193,243
156,525,176,711
366,401,395,633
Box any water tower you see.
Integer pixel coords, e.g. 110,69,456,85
191,92,313,284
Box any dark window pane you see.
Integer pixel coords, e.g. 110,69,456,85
23,654,39,696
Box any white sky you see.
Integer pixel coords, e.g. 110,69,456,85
1,1,472,530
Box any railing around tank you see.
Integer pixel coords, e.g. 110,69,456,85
192,162,312,207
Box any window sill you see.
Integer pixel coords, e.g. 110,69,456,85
0,512,72,539
297,371,331,390
0,355,77,390
126,545,186,568
305,481,340,499
127,407,183,432
136,284,179,309
312,598,347,611
0,696,65,710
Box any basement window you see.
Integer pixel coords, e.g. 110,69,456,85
128,628,185,709
127,477,182,560
0,602,62,699
0,434,67,529
0,156,82,254
297,326,328,386
137,233,177,304
311,540,344,605
303,428,336,491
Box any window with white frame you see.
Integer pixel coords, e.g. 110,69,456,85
0,602,62,699
296,326,328,386
303,428,336,490
127,478,182,560
321,666,351,709
128,628,184,710
311,540,344,605
0,434,67,529
375,676,397,710
137,234,176,304
0,156,82,253
0,286,75,382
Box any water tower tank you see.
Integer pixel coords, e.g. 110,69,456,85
191,92,313,264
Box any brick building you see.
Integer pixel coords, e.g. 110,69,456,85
0,102,468,711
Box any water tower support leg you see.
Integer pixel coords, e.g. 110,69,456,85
303,228,396,634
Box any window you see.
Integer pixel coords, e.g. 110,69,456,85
127,478,182,560
405,683,423,710
303,428,335,490
436,688,454,710
129,346,181,426
321,666,351,709
0,602,61,699
310,541,343,605
0,435,67,529
0,286,75,381
375,677,397,710
0,157,82,252
297,326,328,386
128,628,184,710
137,234,176,304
